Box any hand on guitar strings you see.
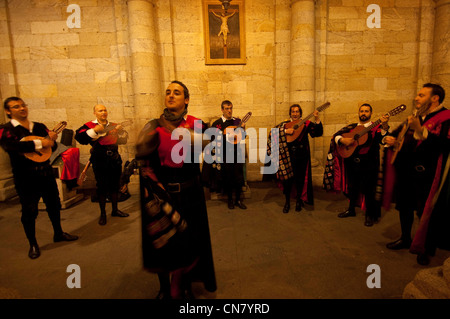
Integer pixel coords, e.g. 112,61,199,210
407,116,423,133
285,128,295,135
41,138,55,148
384,136,396,147
93,123,106,134
339,137,355,146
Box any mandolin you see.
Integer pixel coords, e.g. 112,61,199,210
390,103,429,164
224,112,252,144
337,104,407,158
22,121,67,162
96,120,133,137
285,102,330,143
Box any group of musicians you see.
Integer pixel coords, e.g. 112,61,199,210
1,82,448,298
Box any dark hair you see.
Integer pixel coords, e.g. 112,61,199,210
423,83,445,104
289,104,302,117
171,80,190,108
221,100,233,109
3,96,23,119
359,103,372,112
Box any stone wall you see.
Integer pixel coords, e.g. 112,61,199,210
0,0,449,191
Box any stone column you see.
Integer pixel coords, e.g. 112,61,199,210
289,0,318,165
416,0,435,86
290,0,315,111
432,0,450,88
0,3,17,201
127,0,163,131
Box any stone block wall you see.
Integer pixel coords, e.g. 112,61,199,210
0,0,134,166
0,0,448,187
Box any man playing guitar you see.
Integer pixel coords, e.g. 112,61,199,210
208,100,247,210
267,104,323,214
384,83,450,266
0,97,78,259
326,103,389,226
75,104,129,225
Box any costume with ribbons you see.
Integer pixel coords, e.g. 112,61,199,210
267,119,322,205
136,109,217,298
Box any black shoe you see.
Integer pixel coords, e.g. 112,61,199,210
295,200,303,212
28,244,40,259
417,254,431,266
99,214,107,225
283,202,290,214
228,200,234,209
53,232,79,243
338,210,356,218
386,238,411,250
235,201,247,210
111,210,129,217
364,216,373,227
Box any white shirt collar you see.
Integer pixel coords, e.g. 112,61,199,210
222,116,235,122
11,119,34,132
358,121,372,127
93,119,110,126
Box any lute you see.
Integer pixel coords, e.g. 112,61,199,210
224,112,252,144
284,102,330,143
96,120,133,137
390,103,429,164
22,121,67,162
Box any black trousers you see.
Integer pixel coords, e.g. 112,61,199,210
91,150,122,196
395,165,435,245
345,156,381,219
222,162,244,202
14,166,62,245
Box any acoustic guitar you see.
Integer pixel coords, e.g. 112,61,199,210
284,102,331,143
337,104,407,158
390,103,429,164
224,112,252,144
22,121,67,162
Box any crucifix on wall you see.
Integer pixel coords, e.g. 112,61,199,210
203,0,246,65
210,8,236,58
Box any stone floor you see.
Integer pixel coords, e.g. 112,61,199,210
1,180,449,300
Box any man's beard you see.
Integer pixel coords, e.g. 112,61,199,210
417,99,432,113
359,114,371,121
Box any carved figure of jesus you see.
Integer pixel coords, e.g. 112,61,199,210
212,10,236,46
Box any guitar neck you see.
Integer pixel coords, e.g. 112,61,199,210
293,102,329,129
234,113,251,129
52,121,67,134
294,113,314,129
355,119,381,140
